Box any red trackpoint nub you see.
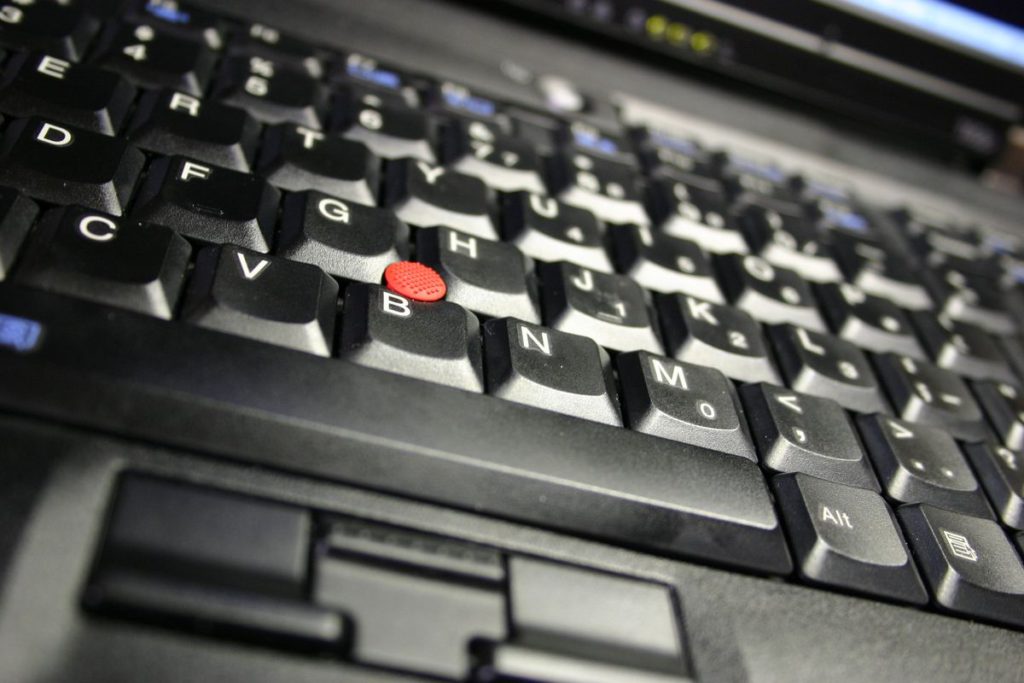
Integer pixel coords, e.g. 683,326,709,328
383,261,447,302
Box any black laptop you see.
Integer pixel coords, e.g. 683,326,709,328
2,0,1024,681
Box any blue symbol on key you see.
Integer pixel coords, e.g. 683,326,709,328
442,85,496,118
825,207,870,233
0,313,43,353
347,62,401,90
572,127,618,156
145,1,191,24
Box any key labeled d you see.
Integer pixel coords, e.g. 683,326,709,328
36,122,73,147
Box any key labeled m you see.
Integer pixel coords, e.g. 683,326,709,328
650,357,687,390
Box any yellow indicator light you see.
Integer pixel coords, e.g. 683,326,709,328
691,31,716,54
646,14,667,40
666,22,689,46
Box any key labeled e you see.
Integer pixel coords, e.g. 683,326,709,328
36,122,73,147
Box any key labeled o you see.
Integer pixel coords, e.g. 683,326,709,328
78,215,118,242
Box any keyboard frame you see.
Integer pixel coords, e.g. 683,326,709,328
2,0,1024,681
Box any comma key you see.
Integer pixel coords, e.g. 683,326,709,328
740,383,879,491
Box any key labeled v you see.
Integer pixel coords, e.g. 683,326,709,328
236,252,271,280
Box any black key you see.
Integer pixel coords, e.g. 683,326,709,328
561,119,635,165
898,505,1024,628
741,204,841,283
0,117,143,215
0,52,135,134
773,473,927,605
257,124,377,203
858,415,990,517
833,233,932,310
213,55,327,128
646,176,747,255
277,191,406,284
417,227,539,322
442,118,545,194
92,473,311,597
483,318,619,425
912,312,1011,381
92,21,216,96
717,254,825,331
126,89,260,171
15,205,190,318
506,106,559,156
874,353,987,440
611,225,724,303
741,383,879,490
618,351,754,460
492,557,690,681
813,198,881,242
229,22,324,77
925,265,1015,335
84,473,342,649
132,156,279,252
427,80,510,132
501,192,613,272
964,442,1024,530
658,292,780,385
540,261,661,353
635,126,715,180
548,150,648,226
816,282,924,358
339,283,484,392
0,187,38,280
975,380,1024,450
332,52,420,107
333,94,435,163
718,152,802,215
769,324,888,414
131,0,224,47
183,244,338,356
0,286,791,574
384,159,496,238
0,0,99,60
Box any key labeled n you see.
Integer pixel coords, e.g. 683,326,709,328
518,324,551,356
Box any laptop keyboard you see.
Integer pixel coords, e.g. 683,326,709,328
3,0,1024,662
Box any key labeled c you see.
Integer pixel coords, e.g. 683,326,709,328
78,215,118,242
